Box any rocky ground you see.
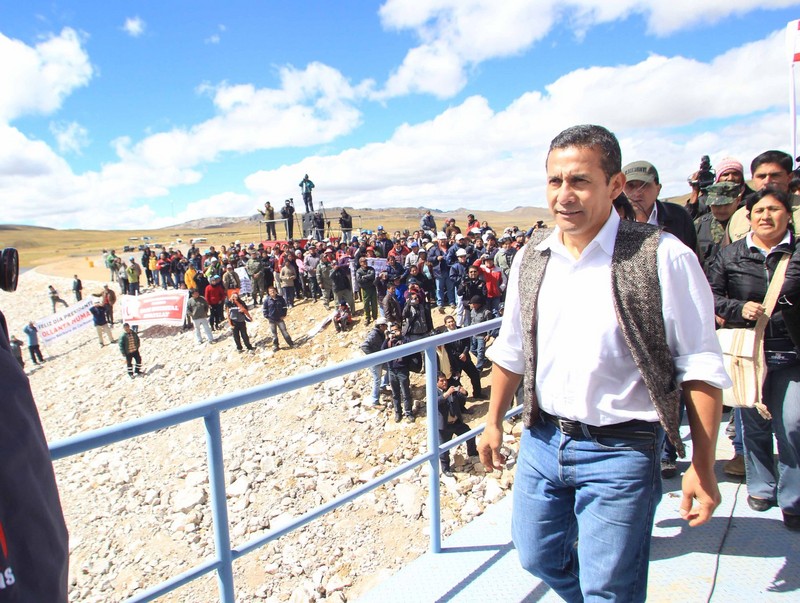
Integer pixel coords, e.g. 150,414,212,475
3,264,520,602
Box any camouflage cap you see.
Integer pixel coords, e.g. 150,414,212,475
706,181,741,206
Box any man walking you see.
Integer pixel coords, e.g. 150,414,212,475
118,322,142,378
186,289,214,344
478,124,728,601
72,274,83,301
90,301,115,347
23,321,45,364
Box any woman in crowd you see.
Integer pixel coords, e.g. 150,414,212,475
709,187,800,531
225,293,254,352
280,258,297,308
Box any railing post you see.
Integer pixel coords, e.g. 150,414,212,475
204,411,235,603
424,346,442,553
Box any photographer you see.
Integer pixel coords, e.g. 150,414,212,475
0,247,69,601
436,372,478,477
281,199,296,240
685,156,753,220
299,174,315,212
339,209,353,242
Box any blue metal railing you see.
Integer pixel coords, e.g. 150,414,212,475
50,317,521,602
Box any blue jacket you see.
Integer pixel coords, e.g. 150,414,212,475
263,295,288,322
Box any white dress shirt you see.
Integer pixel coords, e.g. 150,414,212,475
488,210,731,426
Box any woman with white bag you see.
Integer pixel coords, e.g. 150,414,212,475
709,187,800,530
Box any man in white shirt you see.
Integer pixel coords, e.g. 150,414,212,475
478,124,729,601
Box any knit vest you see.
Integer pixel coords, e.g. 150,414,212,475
517,220,684,457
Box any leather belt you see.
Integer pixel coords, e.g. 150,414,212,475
539,410,657,441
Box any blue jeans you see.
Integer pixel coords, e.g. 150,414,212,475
732,408,743,455
435,274,447,307
368,363,385,403
513,419,664,602
470,334,486,369
740,363,800,513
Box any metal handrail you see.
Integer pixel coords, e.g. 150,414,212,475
50,317,521,602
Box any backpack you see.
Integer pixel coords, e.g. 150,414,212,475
405,351,423,373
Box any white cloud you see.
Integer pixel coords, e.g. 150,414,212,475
1,25,795,230
0,60,368,228
205,24,226,44
0,28,92,121
248,28,796,214
125,62,365,170
50,121,89,154
377,0,800,98
123,16,146,38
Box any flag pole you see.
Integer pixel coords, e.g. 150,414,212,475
787,19,800,161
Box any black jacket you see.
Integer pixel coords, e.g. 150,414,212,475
355,265,377,292
656,200,698,254
360,326,386,355
708,235,800,346
0,311,69,602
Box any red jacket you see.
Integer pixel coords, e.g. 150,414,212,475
204,283,226,305
478,265,503,299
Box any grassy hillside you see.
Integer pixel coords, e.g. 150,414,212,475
1,206,553,269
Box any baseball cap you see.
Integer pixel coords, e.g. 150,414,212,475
455,248,467,257
455,234,465,241
706,181,740,206
623,161,659,184
469,294,485,305
374,317,388,326
437,232,447,240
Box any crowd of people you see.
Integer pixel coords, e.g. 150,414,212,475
7,143,800,600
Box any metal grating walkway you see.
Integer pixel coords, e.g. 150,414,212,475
357,419,800,602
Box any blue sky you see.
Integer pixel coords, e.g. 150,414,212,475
2,1,800,229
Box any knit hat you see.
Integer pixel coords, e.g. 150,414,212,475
715,157,744,182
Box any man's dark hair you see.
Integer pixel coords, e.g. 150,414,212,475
547,124,622,183
437,371,447,380
750,150,793,177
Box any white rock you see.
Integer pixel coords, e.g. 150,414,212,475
227,476,251,497
484,478,504,503
173,487,206,513
394,482,424,519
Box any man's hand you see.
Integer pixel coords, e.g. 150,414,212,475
478,423,506,471
679,463,721,527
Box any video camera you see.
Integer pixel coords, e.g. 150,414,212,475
0,248,19,293
687,155,716,191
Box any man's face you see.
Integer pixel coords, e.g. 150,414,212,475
437,376,448,389
468,268,479,279
710,202,738,222
546,146,624,247
752,162,791,192
444,317,456,330
623,179,661,220
718,170,744,184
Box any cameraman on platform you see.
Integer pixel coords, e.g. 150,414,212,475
0,247,69,601
281,199,296,240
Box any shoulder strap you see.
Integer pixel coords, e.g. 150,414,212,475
756,253,790,333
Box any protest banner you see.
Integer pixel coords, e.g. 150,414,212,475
119,291,188,327
36,298,95,344
235,267,252,296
